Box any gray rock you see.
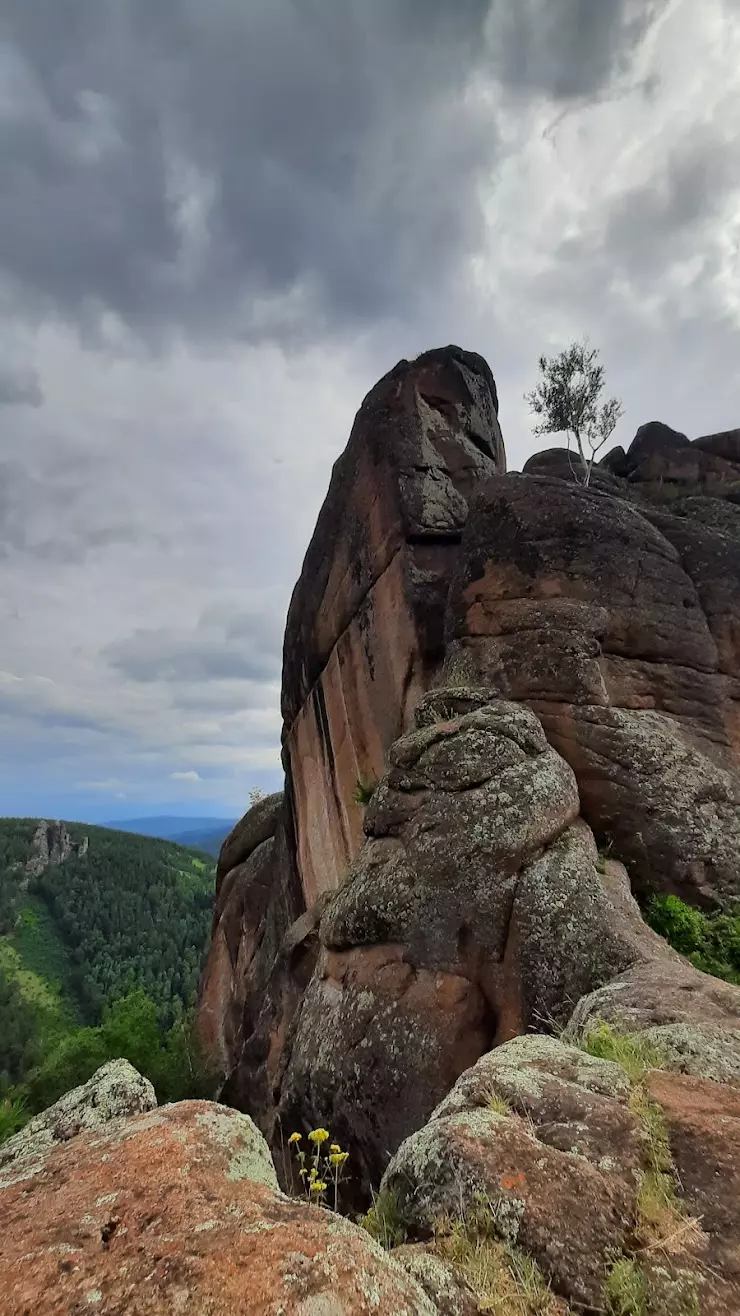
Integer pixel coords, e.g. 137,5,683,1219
0,1060,156,1179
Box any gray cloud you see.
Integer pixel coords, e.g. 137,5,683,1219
0,0,665,340
0,365,42,406
104,607,283,685
1,0,738,819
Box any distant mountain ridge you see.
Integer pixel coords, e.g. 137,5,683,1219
101,816,237,857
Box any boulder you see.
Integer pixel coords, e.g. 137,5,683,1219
0,1099,437,1316
0,1060,156,1178
379,1033,740,1312
378,1035,641,1309
565,957,740,1059
281,346,505,902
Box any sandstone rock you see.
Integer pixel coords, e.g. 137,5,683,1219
646,1071,740,1289
200,799,305,1084
392,1247,480,1316
215,789,283,892
565,958,740,1047
444,472,740,902
281,345,505,901
379,1034,641,1309
0,1099,437,1316
0,1060,156,1178
219,893,331,1138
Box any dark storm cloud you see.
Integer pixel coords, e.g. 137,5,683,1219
0,0,663,340
104,607,283,685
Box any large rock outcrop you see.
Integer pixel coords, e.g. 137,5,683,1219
444,472,740,904
0,1099,438,1316
281,346,505,902
198,346,740,1245
25,819,88,877
266,691,740,1198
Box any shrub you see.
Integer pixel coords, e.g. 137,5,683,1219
645,893,740,985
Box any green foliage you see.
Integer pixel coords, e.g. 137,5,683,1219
0,819,220,1142
3,989,217,1139
0,963,44,1092
0,1093,28,1143
645,892,740,985
524,339,623,487
353,777,378,808
360,1187,407,1250
603,1257,649,1316
32,822,214,1023
580,1023,666,1085
429,1198,560,1315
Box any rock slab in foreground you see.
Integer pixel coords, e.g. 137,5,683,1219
0,1059,156,1175
0,1099,437,1316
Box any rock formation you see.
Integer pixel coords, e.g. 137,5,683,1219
281,346,505,902
0,1084,438,1316
25,818,88,877
193,345,740,1310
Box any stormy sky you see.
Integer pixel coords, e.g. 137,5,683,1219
1,0,739,822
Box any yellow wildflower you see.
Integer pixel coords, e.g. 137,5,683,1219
329,1151,349,1167
308,1128,330,1145
309,1180,327,1194
288,1132,301,1144
330,1144,341,1153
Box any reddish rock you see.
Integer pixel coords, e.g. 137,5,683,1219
0,1100,436,1316
647,1071,740,1284
200,797,305,1081
281,345,504,902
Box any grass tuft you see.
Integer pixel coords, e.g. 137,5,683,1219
353,777,378,808
603,1256,649,1316
579,1022,666,1085
360,1187,407,1250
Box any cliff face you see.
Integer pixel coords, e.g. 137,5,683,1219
197,348,740,1305
281,345,505,903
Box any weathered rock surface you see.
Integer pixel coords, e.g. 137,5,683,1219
647,1070,740,1288
444,470,740,903
270,693,699,1195
565,958,740,1063
281,345,505,902
380,1033,740,1312
0,1060,156,1177
200,793,305,1082
0,1099,437,1316
379,1035,640,1309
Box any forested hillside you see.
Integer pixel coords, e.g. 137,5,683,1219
0,819,217,1138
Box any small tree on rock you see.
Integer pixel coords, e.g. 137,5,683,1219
525,340,623,487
